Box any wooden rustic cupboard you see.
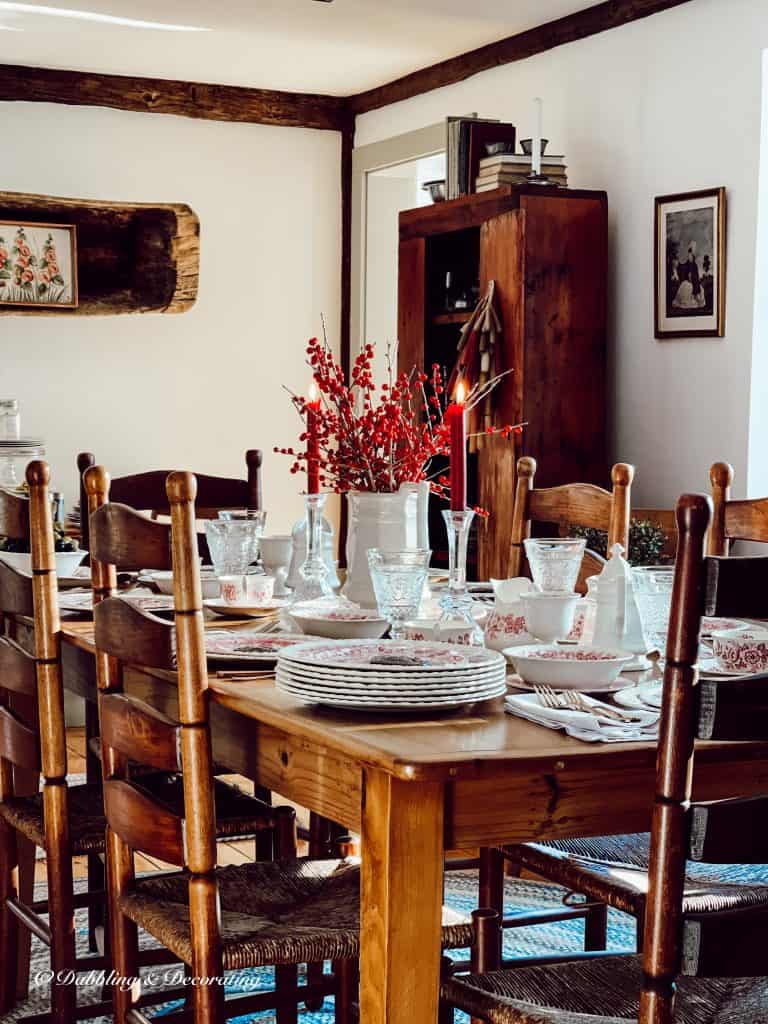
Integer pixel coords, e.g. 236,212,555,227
397,184,609,579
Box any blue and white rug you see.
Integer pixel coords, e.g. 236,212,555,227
1,870,637,1023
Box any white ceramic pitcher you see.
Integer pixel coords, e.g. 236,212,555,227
342,481,430,608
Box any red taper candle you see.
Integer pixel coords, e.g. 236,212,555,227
447,379,467,511
306,379,321,495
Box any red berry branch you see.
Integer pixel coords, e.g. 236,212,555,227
275,335,525,517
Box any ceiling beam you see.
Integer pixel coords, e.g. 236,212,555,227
349,0,696,115
0,63,353,132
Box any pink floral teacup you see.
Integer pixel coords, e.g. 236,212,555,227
219,575,246,604
245,574,275,605
712,628,768,674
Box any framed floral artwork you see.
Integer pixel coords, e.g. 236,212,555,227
654,188,725,339
0,221,78,309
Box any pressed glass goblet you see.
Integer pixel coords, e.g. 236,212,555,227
631,565,676,655
204,519,262,578
367,549,431,641
523,537,586,593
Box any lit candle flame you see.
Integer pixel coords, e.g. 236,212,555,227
308,379,319,403
455,379,467,404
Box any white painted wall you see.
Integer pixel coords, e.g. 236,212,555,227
356,0,768,505
1,101,341,532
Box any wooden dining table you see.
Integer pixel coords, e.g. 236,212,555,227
22,615,768,1024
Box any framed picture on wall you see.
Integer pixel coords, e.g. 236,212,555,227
654,187,725,339
0,221,78,309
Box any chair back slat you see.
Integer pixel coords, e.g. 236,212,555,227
100,693,181,772
89,503,172,571
531,483,614,533
103,779,184,866
704,556,768,619
78,449,263,550
688,795,768,864
0,638,36,696
0,487,30,540
94,598,175,670
0,561,34,616
697,675,768,740
0,704,40,771
682,906,768,978
722,498,768,544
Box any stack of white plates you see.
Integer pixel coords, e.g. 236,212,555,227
276,639,508,712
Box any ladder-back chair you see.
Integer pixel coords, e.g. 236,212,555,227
443,494,768,1024
89,469,360,1024
509,457,635,591
0,463,101,1021
77,448,263,552
497,462,768,953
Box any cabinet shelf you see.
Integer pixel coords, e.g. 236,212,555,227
430,311,473,326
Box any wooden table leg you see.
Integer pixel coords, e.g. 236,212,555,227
360,768,444,1024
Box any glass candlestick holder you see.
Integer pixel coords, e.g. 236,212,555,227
291,493,334,604
435,508,484,646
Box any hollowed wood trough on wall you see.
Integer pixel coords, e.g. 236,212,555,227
0,190,200,315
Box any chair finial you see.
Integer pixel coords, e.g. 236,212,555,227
84,465,110,499
246,449,263,469
676,493,712,537
710,462,734,489
166,471,197,505
517,456,536,478
25,459,49,487
612,463,634,487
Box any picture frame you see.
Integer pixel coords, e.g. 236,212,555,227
654,187,725,339
0,221,78,309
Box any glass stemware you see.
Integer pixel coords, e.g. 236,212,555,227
203,518,263,578
367,548,431,641
631,565,676,655
523,537,586,593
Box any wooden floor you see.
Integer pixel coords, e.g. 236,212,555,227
39,728,309,885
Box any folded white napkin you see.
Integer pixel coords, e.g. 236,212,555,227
504,692,659,743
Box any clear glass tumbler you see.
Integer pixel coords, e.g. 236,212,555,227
367,549,431,641
204,519,263,578
523,537,586,593
631,565,676,655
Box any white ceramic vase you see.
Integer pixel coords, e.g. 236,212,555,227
342,482,430,608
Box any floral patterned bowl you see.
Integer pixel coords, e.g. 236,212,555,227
503,645,634,688
711,628,768,674
290,607,389,640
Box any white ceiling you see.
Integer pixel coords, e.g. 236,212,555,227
0,0,598,96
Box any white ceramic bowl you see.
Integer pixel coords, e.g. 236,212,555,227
291,610,389,640
148,570,220,600
402,619,481,645
503,644,634,688
711,628,768,674
0,549,86,577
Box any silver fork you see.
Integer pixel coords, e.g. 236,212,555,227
562,690,635,723
533,684,634,723
532,684,568,710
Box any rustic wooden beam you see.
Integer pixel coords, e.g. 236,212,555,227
0,191,200,316
0,63,352,132
349,0,696,115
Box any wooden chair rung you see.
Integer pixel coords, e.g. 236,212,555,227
7,896,51,945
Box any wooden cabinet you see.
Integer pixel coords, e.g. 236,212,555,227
397,184,608,579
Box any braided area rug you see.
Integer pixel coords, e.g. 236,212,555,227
0,868,639,1023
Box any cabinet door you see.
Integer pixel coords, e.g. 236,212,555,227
477,210,525,580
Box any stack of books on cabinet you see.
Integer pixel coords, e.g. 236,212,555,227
475,154,568,192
